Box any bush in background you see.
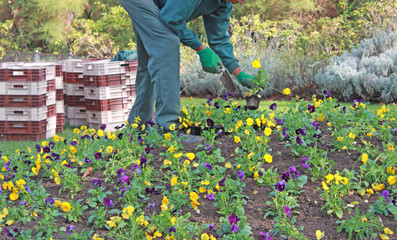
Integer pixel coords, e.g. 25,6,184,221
315,31,397,103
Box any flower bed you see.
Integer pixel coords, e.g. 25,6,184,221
0,92,396,240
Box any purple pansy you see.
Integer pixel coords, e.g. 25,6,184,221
131,164,141,174
66,225,75,235
275,180,286,192
103,197,113,207
236,171,245,180
283,206,291,217
92,179,102,188
206,193,215,200
260,231,272,240
204,162,213,171
269,103,277,111
296,136,303,145
380,190,391,203
307,104,315,113
301,157,310,168
147,202,155,210
100,124,106,130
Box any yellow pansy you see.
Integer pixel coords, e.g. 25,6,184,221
361,153,368,164
388,175,396,185
252,59,261,69
283,88,291,95
10,192,19,201
234,136,241,143
186,152,195,160
316,230,324,239
170,176,178,186
164,133,171,141
61,202,72,212
264,154,273,163
122,206,135,219
264,127,272,136
106,146,114,154
372,183,385,191
384,228,394,235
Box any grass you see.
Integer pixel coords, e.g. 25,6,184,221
0,97,386,156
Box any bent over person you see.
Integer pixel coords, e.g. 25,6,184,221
118,0,255,142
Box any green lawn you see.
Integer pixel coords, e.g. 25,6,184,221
0,97,386,156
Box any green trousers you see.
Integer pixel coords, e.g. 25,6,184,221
119,0,181,130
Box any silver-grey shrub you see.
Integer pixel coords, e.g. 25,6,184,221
315,31,397,103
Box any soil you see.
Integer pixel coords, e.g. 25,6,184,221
12,121,397,240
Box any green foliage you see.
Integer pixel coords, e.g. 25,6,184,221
9,0,88,53
68,5,135,58
0,20,17,59
336,207,384,240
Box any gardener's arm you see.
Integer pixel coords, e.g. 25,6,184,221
159,0,203,50
202,4,255,88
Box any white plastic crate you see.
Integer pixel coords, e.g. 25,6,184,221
56,101,64,114
68,118,87,127
83,60,125,76
126,73,136,85
0,81,47,95
86,109,129,124
64,59,85,73
84,85,127,100
23,63,56,80
47,115,57,131
47,91,56,106
65,83,85,96
55,76,63,90
66,106,86,119
0,106,48,121
46,128,56,139
0,62,24,68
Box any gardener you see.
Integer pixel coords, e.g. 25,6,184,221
119,0,255,141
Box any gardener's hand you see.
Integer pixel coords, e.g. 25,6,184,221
237,71,256,88
196,46,222,74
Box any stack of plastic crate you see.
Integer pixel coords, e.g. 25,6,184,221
83,60,129,131
0,64,57,141
63,59,87,127
55,63,65,133
123,59,138,110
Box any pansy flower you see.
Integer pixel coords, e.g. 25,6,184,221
94,152,102,160
104,197,113,207
307,104,315,113
131,164,141,174
260,231,272,240
301,157,310,168
283,206,291,217
275,180,286,192
66,225,75,235
296,136,303,145
92,179,102,188
236,171,245,180
269,103,277,111
204,163,213,171
84,157,92,164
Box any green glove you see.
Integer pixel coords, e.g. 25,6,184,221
237,71,256,88
197,47,222,73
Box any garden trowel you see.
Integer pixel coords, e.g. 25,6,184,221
219,66,237,93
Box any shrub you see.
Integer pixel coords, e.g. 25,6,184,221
315,30,397,103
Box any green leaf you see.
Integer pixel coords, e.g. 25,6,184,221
336,209,343,218
183,212,191,220
236,206,245,217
